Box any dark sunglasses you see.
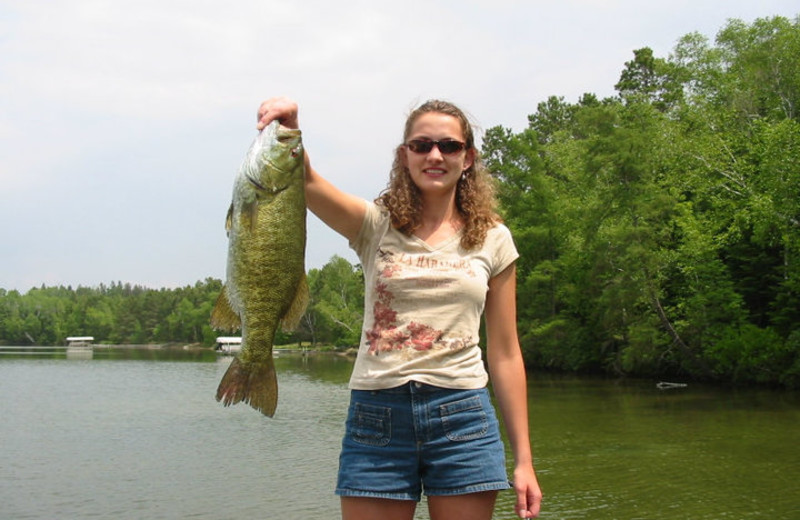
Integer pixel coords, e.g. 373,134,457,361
405,139,467,155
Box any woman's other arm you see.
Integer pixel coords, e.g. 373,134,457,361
485,263,542,518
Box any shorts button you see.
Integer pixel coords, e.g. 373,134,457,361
414,382,422,388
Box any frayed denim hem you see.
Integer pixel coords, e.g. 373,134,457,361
335,488,420,502
424,479,512,497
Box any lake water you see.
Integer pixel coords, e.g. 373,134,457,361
1,347,798,519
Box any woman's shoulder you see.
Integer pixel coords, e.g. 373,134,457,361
484,221,518,274
486,220,514,243
350,200,391,252
364,200,391,224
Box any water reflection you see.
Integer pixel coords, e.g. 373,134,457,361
1,350,798,520
519,372,800,520
273,351,355,385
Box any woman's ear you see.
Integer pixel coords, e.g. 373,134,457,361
398,145,408,168
463,147,475,171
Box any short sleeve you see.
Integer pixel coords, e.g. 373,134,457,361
349,201,389,263
489,224,519,277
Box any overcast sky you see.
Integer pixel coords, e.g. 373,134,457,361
1,1,797,292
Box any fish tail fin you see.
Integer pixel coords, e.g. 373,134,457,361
216,356,278,417
280,272,310,332
210,286,241,331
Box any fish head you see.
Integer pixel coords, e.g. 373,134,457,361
241,120,304,194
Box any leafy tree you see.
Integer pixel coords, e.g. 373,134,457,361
616,47,684,111
482,15,800,387
305,256,364,347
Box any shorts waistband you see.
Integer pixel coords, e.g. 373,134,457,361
361,382,484,395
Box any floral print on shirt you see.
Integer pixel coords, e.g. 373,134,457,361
365,248,473,355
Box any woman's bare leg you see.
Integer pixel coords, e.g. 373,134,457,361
427,491,498,520
341,496,417,520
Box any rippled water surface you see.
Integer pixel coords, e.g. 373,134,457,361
1,348,798,519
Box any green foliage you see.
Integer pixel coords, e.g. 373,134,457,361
0,279,223,346
486,15,800,388
707,324,790,384
0,255,366,350
0,252,368,350
616,47,684,111
300,255,364,347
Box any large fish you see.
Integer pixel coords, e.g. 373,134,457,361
211,120,308,417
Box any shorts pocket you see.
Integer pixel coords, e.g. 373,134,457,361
350,403,391,447
440,395,489,441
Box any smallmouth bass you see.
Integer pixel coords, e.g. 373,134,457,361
211,120,308,417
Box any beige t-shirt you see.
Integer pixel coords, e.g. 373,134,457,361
348,201,519,390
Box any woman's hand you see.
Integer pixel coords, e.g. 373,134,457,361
513,464,542,518
257,96,299,131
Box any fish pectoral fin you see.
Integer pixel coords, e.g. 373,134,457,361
224,203,233,236
210,286,242,332
240,200,259,232
280,272,310,332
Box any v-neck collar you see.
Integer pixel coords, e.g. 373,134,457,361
410,229,462,251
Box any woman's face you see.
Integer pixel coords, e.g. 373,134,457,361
401,112,474,198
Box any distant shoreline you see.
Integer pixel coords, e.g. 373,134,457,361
0,343,357,356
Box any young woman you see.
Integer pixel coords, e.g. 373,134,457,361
257,97,542,520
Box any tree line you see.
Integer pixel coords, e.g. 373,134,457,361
483,15,799,388
0,256,364,350
0,280,223,347
1,16,797,388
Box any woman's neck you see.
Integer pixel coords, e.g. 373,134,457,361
415,196,462,245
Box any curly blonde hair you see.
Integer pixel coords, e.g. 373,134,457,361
376,100,501,250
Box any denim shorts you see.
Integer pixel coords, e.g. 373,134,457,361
335,382,511,501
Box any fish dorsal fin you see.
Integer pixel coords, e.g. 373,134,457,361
210,286,242,332
280,272,310,332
